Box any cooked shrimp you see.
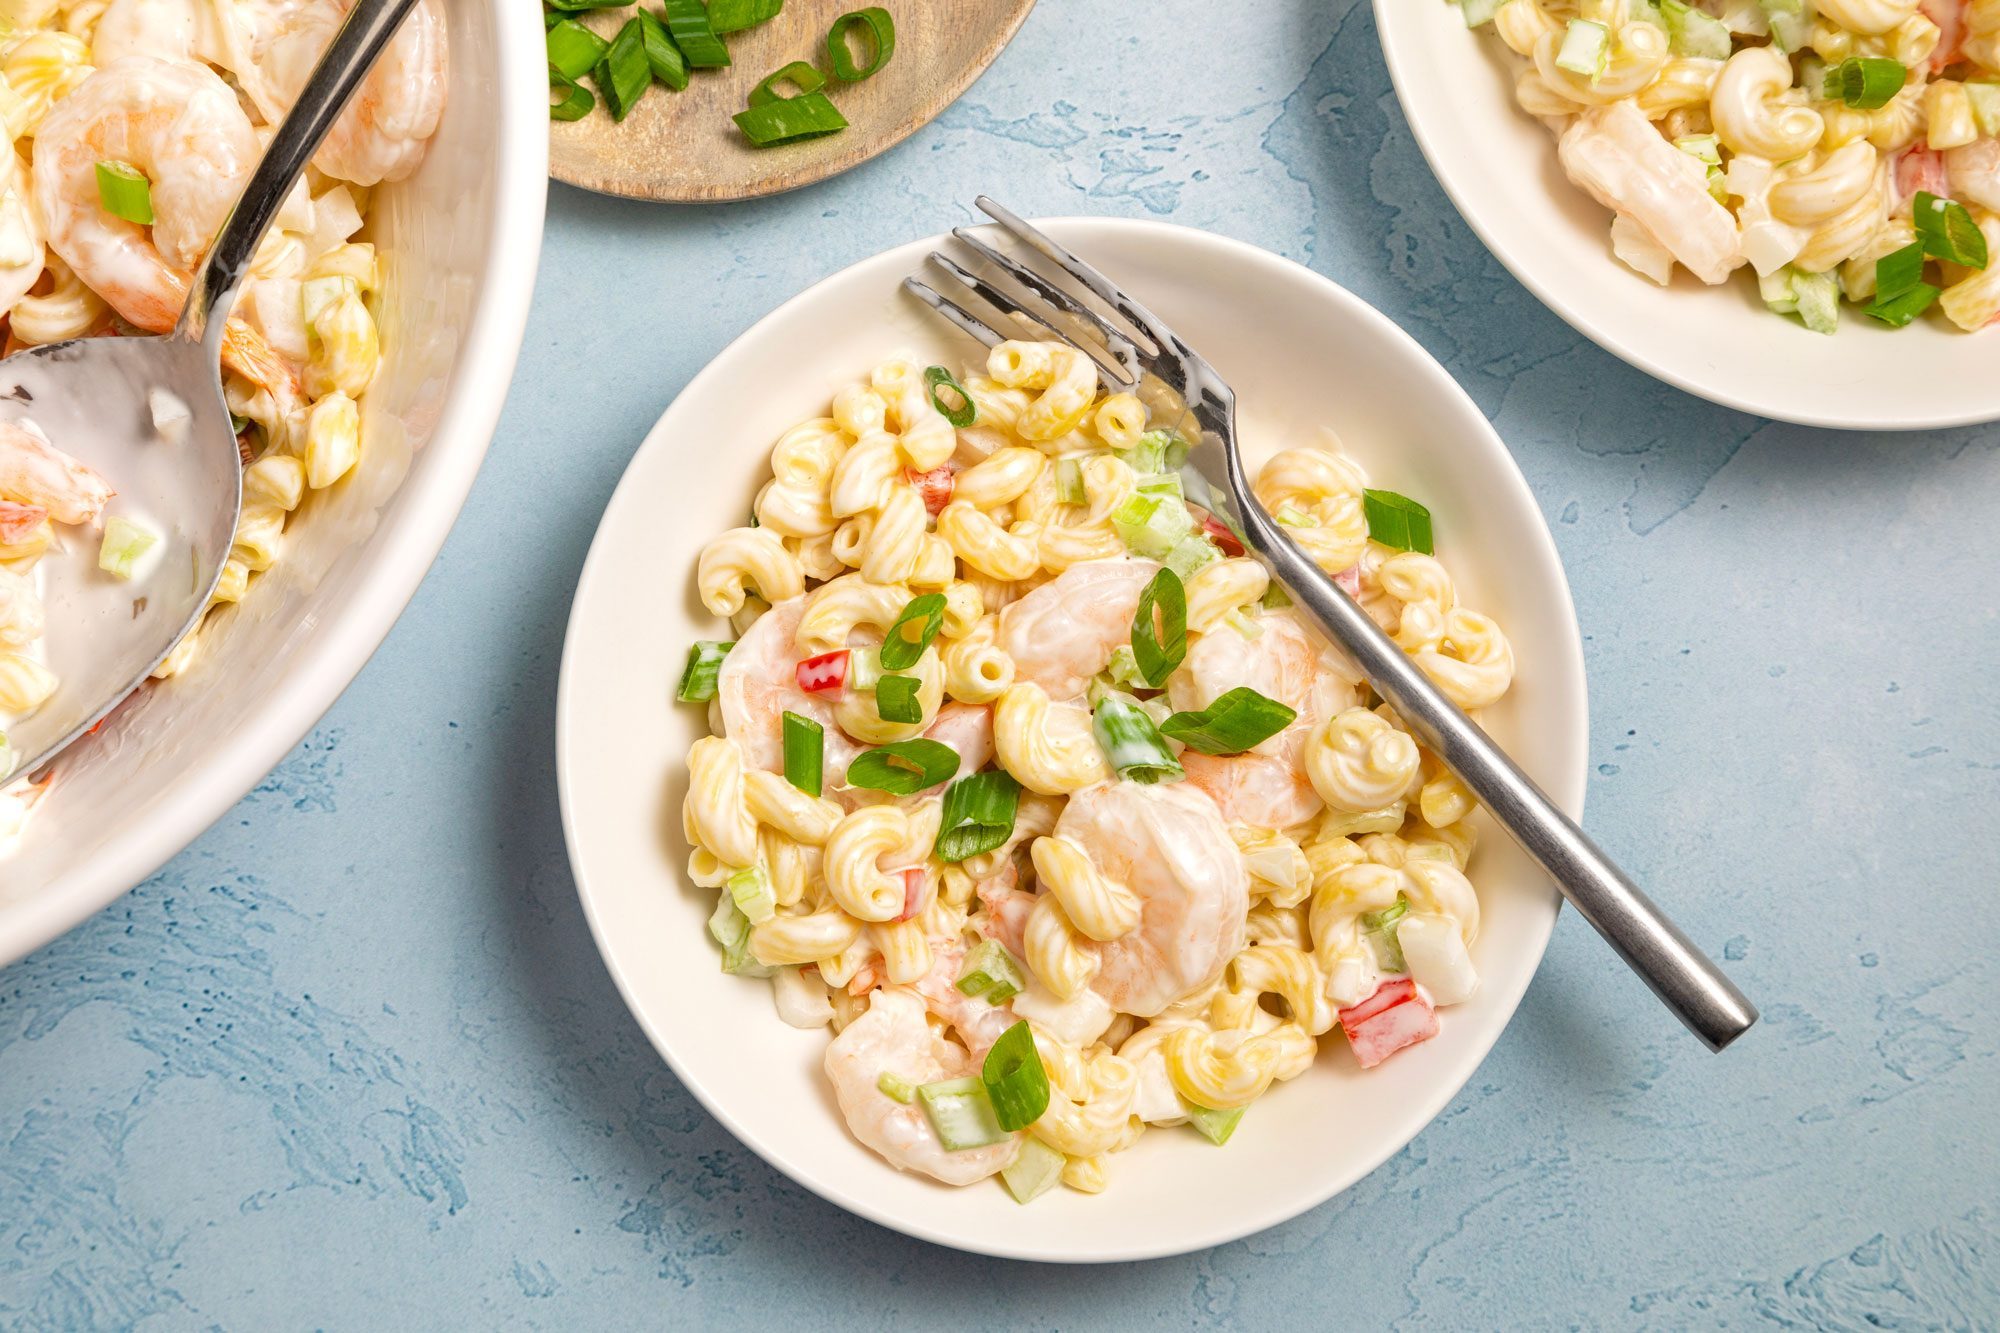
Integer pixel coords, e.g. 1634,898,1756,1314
1945,138,2000,214
0,420,111,525
1056,781,1250,1018
32,57,299,396
998,556,1159,701
922,701,994,781
906,931,1017,1056
717,595,863,779
0,500,50,546
823,986,1019,1185
241,0,446,186
1557,101,1744,284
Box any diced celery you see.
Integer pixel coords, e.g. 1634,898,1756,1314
707,891,773,977
847,646,883,692
728,865,776,924
97,515,158,580
1758,0,1808,50
1104,644,1150,691
1555,19,1609,78
877,1072,917,1104
1791,269,1840,335
1659,0,1732,58
1000,1135,1065,1202
1274,503,1316,527
1124,430,1187,478
956,939,1028,1003
1967,81,2000,137
1182,1101,1245,1146
1459,0,1505,27
1163,533,1221,581
918,1077,1009,1150
1110,490,1196,558
1759,266,1799,313
1362,893,1412,972
1053,457,1086,506
300,274,358,339
1674,133,1721,166
1136,471,1184,501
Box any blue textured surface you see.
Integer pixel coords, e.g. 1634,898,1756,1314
5,1,1998,1324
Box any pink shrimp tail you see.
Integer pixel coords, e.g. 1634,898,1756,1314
0,499,46,544
1894,145,1953,206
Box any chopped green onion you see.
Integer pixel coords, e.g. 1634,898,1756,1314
733,90,848,146
1458,0,1505,27
1864,280,1940,327
923,365,976,427
877,1071,917,1103
1092,696,1184,784
1163,533,1221,582
97,515,158,580
1875,241,1926,303
543,0,629,9
95,161,153,225
934,770,1021,863
1914,192,1989,270
1827,56,1905,110
1125,430,1187,478
1159,686,1297,756
728,865,776,924
1103,644,1149,692
875,673,923,724
708,890,773,976
1790,269,1840,335
1000,1135,1065,1203
1362,893,1411,972
708,0,782,32
676,640,733,702
749,59,825,106
782,710,823,796
1362,489,1434,554
662,0,729,66
981,1020,1050,1132
1130,567,1187,687
879,592,946,669
1658,0,1732,58
634,9,689,90
549,66,595,121
845,738,958,794
1053,458,1087,506
827,6,895,81
546,18,608,79
1110,489,1196,558
1182,1101,1245,1146
592,18,651,121
1554,19,1609,78
955,939,1027,1003
917,1076,1009,1150
1967,80,2000,137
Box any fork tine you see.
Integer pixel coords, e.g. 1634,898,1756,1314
927,252,1138,393
902,277,1007,350
975,196,1186,362
949,228,1146,383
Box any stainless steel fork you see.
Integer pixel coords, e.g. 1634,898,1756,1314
907,198,1758,1052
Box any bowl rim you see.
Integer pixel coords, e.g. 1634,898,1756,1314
555,215,1592,1262
1371,0,2000,432
0,7,549,967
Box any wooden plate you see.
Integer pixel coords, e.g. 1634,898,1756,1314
549,1,1037,203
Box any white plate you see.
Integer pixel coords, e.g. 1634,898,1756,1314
1375,0,2000,431
0,5,547,961
556,218,1589,1262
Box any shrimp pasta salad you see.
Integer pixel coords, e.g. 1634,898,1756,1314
1456,0,2000,331
676,339,1517,1201
0,0,446,828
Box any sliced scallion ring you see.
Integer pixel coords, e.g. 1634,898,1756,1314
878,592,946,670
708,0,783,33
1827,56,1905,110
923,365,976,427
1874,240,1926,303
676,640,734,702
827,6,895,82
749,60,827,106
980,1020,1050,1132
1130,567,1187,687
662,0,730,67
95,161,153,225
933,770,1021,863
549,66,595,121
733,90,848,146
634,9,689,90
1913,191,1989,270
1864,280,1940,327
1159,687,1296,756
845,739,958,794
875,673,923,724
782,710,823,796
546,18,608,80
1362,488,1434,554
1091,696,1184,783
592,17,651,122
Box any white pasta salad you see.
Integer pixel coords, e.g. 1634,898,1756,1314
1456,0,2000,330
676,338,1518,1201
0,0,447,836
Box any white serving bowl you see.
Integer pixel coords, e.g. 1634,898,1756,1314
557,218,1590,1261
1375,0,2000,430
0,7,547,962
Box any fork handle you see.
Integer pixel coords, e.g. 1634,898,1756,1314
1240,506,1758,1051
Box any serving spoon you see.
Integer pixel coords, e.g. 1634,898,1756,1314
0,0,422,781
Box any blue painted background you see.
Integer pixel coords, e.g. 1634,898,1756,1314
4,1,1996,1325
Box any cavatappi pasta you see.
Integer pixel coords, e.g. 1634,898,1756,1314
1459,0,2000,330
677,340,1517,1201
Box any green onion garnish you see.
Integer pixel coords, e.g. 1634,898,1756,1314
934,770,1021,863
708,0,782,32
955,939,1027,1003
549,66,595,121
733,90,848,146
1092,696,1184,784
96,515,158,580
1182,1101,1245,1146
782,710,823,796
917,1076,1009,1150
1362,892,1411,971
1362,488,1434,554
981,1020,1050,1132
845,738,959,794
1864,280,1940,327
546,18,608,79
1826,56,1905,110
878,592,946,670
543,0,630,9
1130,567,1188,687
95,161,153,225
827,6,895,82
1913,191,1989,270
633,8,689,90
923,365,975,427
676,640,734,702
877,1071,917,1104
728,865,777,924
662,0,729,67
592,18,651,122
749,59,825,106
875,673,923,724
1874,241,1926,303
1000,1135,1065,1203
1159,686,1296,756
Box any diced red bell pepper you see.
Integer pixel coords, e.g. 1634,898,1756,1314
907,466,955,517
0,500,47,546
1192,509,1245,558
894,868,928,922
795,649,850,695
1338,976,1439,1069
